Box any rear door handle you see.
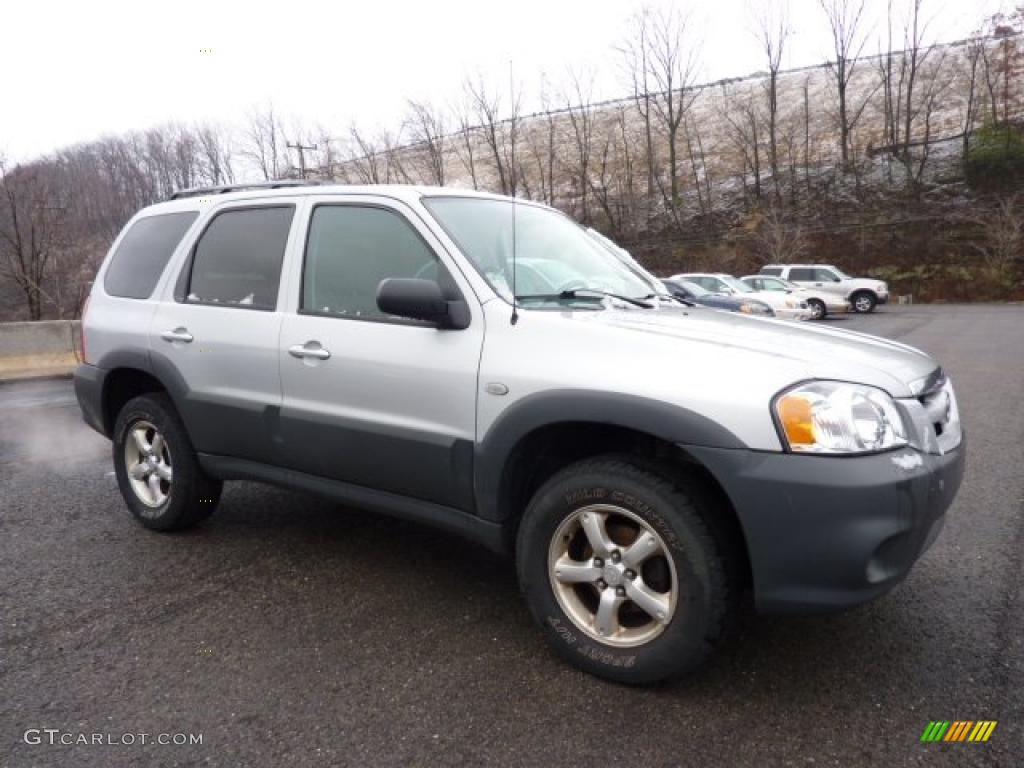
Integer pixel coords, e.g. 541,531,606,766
160,327,193,343
288,341,331,361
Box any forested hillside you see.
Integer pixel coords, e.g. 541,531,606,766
2,2,1022,320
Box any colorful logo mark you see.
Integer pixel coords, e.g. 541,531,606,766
920,721,997,742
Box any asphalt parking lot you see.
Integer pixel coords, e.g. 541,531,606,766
1,304,1021,767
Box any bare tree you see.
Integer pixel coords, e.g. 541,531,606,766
876,0,950,191
452,100,481,190
464,73,521,195
240,104,286,181
621,5,701,224
196,124,236,185
405,100,448,185
721,83,764,204
523,78,559,206
563,70,596,223
965,195,1024,287
751,203,809,264
0,160,68,320
819,0,871,167
756,1,791,203
960,35,985,158
346,123,409,184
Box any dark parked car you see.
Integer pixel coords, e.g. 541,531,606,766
662,279,774,317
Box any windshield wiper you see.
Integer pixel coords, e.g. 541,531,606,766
652,292,695,307
515,288,653,308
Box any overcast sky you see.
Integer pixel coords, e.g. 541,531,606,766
1,0,1009,162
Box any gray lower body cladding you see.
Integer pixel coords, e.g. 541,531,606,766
688,440,966,614
73,363,108,436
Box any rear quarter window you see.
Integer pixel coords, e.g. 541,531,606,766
103,212,199,299
760,266,782,276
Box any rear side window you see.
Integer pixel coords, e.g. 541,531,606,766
104,212,198,299
760,266,782,276
184,206,294,310
789,268,815,281
301,205,449,321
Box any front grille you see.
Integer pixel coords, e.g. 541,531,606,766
917,375,962,453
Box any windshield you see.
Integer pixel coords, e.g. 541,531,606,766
718,275,757,294
674,280,709,297
423,197,655,307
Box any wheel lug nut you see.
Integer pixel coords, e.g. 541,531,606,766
610,551,621,563
593,557,603,568
596,579,607,590
625,569,636,580
616,586,626,597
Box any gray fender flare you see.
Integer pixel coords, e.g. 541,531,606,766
474,389,746,522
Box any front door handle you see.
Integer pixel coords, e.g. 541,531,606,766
288,341,331,361
160,327,194,343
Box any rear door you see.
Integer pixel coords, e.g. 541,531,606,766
277,197,484,511
150,200,301,465
786,267,817,291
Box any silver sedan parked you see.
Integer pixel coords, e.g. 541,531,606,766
740,275,850,320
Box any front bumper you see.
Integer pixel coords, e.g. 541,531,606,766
774,307,812,321
878,291,890,305
687,439,966,614
74,363,109,437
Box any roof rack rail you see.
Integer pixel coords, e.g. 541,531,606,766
168,179,322,201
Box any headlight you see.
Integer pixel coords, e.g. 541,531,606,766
774,381,908,454
739,301,774,316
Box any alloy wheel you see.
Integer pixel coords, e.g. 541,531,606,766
124,420,173,509
548,504,678,647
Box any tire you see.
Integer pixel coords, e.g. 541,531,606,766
807,299,827,320
851,291,877,314
516,455,740,684
112,393,222,531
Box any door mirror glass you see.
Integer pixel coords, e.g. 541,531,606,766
376,278,470,329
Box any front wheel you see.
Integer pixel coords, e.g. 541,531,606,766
807,299,826,320
516,456,739,684
851,291,877,313
112,393,222,531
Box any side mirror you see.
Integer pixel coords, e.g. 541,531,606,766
376,278,470,330
832,276,842,282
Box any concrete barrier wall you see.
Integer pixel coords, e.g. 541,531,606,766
0,321,81,380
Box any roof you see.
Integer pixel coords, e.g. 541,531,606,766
143,183,519,216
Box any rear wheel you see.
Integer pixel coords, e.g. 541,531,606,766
851,291,877,313
516,455,740,684
807,299,827,320
112,393,222,531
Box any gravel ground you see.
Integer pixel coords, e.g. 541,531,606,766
0,304,1020,767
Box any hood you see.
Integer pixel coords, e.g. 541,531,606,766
575,304,935,397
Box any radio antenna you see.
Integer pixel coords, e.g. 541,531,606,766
510,198,519,325
509,58,519,326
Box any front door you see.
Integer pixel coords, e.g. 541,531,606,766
278,199,483,511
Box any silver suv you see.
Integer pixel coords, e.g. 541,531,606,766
75,183,965,684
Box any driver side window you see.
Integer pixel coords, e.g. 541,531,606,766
301,205,453,321
814,268,840,282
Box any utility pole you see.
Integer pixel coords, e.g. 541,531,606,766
287,141,318,180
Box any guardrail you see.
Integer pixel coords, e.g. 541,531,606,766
0,320,81,381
